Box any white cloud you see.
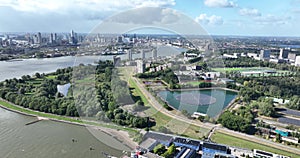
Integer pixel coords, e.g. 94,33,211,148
204,0,237,8
0,0,176,13
254,14,291,25
195,14,223,25
292,8,300,13
107,7,181,25
239,8,261,17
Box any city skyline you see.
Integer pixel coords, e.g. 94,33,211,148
0,0,300,36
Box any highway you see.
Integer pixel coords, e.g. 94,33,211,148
132,77,300,156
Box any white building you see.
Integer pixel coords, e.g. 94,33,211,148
247,53,260,60
279,48,289,59
223,53,241,59
295,56,300,66
253,149,290,158
152,49,157,60
136,60,145,73
288,53,296,62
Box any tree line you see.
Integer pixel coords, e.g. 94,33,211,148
0,61,154,129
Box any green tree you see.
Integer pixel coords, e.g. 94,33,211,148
153,144,166,155
259,101,275,117
162,144,176,158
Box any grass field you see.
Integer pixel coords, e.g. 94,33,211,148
213,67,247,72
211,132,300,158
45,75,56,79
129,78,149,105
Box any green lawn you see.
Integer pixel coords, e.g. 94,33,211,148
128,78,149,105
45,75,56,79
211,132,300,158
213,67,247,72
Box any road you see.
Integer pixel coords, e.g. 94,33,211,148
132,77,300,156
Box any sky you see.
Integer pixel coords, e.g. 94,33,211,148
0,0,300,36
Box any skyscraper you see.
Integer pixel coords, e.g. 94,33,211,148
152,48,157,60
259,50,270,60
279,48,289,59
70,30,77,45
141,50,145,59
54,33,57,42
117,36,123,43
128,49,132,61
33,35,39,44
113,56,121,67
37,32,42,44
295,56,300,67
136,60,145,73
49,33,54,44
70,30,75,38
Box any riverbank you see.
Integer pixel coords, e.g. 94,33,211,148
0,99,138,150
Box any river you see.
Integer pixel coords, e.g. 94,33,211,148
0,107,125,158
0,45,185,82
0,45,184,157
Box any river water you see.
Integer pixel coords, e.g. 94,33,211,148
0,46,185,82
0,45,184,157
0,107,125,158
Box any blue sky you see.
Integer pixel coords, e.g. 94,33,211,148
0,0,300,36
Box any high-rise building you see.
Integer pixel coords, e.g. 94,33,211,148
128,49,132,61
37,32,42,44
136,60,145,73
70,30,77,44
70,30,75,38
53,33,57,42
113,56,121,67
141,50,145,59
295,56,300,67
49,33,54,44
152,48,157,60
117,36,123,43
288,53,296,61
4,35,9,40
259,50,270,60
33,35,39,44
279,48,289,59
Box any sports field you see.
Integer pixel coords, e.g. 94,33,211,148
213,67,274,72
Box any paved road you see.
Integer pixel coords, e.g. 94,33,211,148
132,77,300,156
